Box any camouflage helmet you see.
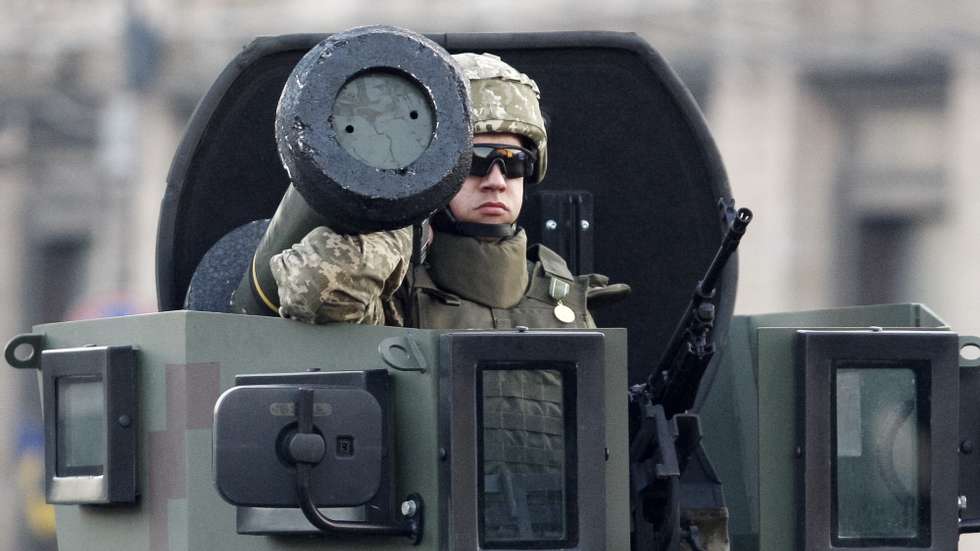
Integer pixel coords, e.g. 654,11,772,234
452,52,548,183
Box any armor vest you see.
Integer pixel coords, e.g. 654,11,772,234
407,232,596,330
408,248,596,330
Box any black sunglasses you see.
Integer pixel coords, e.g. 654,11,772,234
469,143,537,181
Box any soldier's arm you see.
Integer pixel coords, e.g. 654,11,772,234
270,225,412,325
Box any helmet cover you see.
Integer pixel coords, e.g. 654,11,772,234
452,52,548,182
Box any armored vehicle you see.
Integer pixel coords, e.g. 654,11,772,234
5,27,979,551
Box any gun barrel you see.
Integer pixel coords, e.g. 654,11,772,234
698,208,752,296
647,207,753,402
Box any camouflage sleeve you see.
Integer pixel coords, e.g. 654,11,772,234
270,226,413,325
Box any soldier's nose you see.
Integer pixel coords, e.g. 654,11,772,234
481,164,508,191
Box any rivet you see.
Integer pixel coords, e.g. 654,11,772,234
401,499,418,518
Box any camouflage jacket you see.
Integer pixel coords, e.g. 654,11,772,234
270,225,623,329
270,226,413,325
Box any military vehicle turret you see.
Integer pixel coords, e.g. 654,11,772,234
5,26,979,551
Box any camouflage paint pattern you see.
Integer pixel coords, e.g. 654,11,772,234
148,362,221,551
270,225,412,326
452,53,548,181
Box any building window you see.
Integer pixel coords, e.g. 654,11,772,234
813,62,947,306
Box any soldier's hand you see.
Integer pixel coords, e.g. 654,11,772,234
270,226,413,325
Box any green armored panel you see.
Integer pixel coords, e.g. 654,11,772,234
39,311,440,551
603,329,630,551
27,311,628,551
698,303,950,551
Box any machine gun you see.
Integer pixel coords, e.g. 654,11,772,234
629,205,752,551
644,205,753,418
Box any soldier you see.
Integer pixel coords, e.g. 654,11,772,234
271,52,627,331
270,52,628,540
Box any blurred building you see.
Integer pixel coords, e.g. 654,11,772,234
0,0,978,549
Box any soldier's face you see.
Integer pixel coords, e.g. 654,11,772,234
449,133,525,225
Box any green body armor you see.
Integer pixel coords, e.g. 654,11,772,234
406,234,597,331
